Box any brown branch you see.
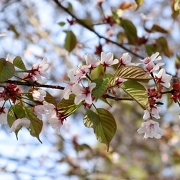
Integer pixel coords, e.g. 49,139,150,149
5,80,65,90
52,0,144,59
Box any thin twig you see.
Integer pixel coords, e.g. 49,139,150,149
53,0,144,59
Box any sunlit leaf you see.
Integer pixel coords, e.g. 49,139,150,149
92,78,110,99
7,105,25,127
13,56,27,70
58,94,81,116
84,109,117,151
64,30,77,52
121,19,137,45
135,0,144,10
44,91,57,106
0,58,15,82
24,107,43,143
111,66,151,85
121,80,150,110
90,65,104,80
7,105,27,138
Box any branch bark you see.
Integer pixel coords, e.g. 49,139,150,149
52,0,144,59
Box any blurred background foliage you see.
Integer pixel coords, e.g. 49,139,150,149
0,0,180,179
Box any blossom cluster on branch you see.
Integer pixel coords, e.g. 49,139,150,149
0,32,179,149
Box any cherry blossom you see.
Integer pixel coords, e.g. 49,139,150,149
137,120,163,139
0,33,8,37
143,106,161,120
141,52,164,72
115,77,127,87
32,89,46,101
118,53,132,66
9,118,31,132
100,52,119,68
47,110,62,135
155,68,172,88
63,68,85,100
32,58,49,78
34,102,62,134
85,54,100,71
25,58,50,83
34,101,55,120
72,83,96,105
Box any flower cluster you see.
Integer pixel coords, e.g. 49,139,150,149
0,58,55,134
63,52,127,106
0,50,179,144
137,53,172,139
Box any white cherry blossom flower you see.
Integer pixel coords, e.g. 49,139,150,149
115,77,127,87
34,101,55,120
100,52,119,67
29,58,50,83
6,54,14,63
72,83,96,105
151,106,161,119
85,54,100,70
0,32,8,37
137,120,163,139
143,106,161,120
118,53,132,66
9,118,31,132
48,110,62,135
141,52,164,72
32,58,49,78
69,66,90,83
32,89,46,101
155,68,172,88
34,102,62,134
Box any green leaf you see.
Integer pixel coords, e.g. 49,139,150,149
58,22,66,26
68,2,73,13
13,56,27,70
44,91,57,106
84,109,117,151
64,30,77,52
135,0,144,10
92,78,109,99
151,24,168,34
90,65,104,80
24,107,43,143
79,19,94,30
58,94,81,116
7,105,27,138
7,105,25,127
121,80,150,110
111,66,151,85
145,44,156,56
112,11,121,25
156,37,171,57
0,58,15,82
121,19,137,45
8,24,19,38
117,31,126,44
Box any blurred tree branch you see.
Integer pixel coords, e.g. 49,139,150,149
53,0,144,59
